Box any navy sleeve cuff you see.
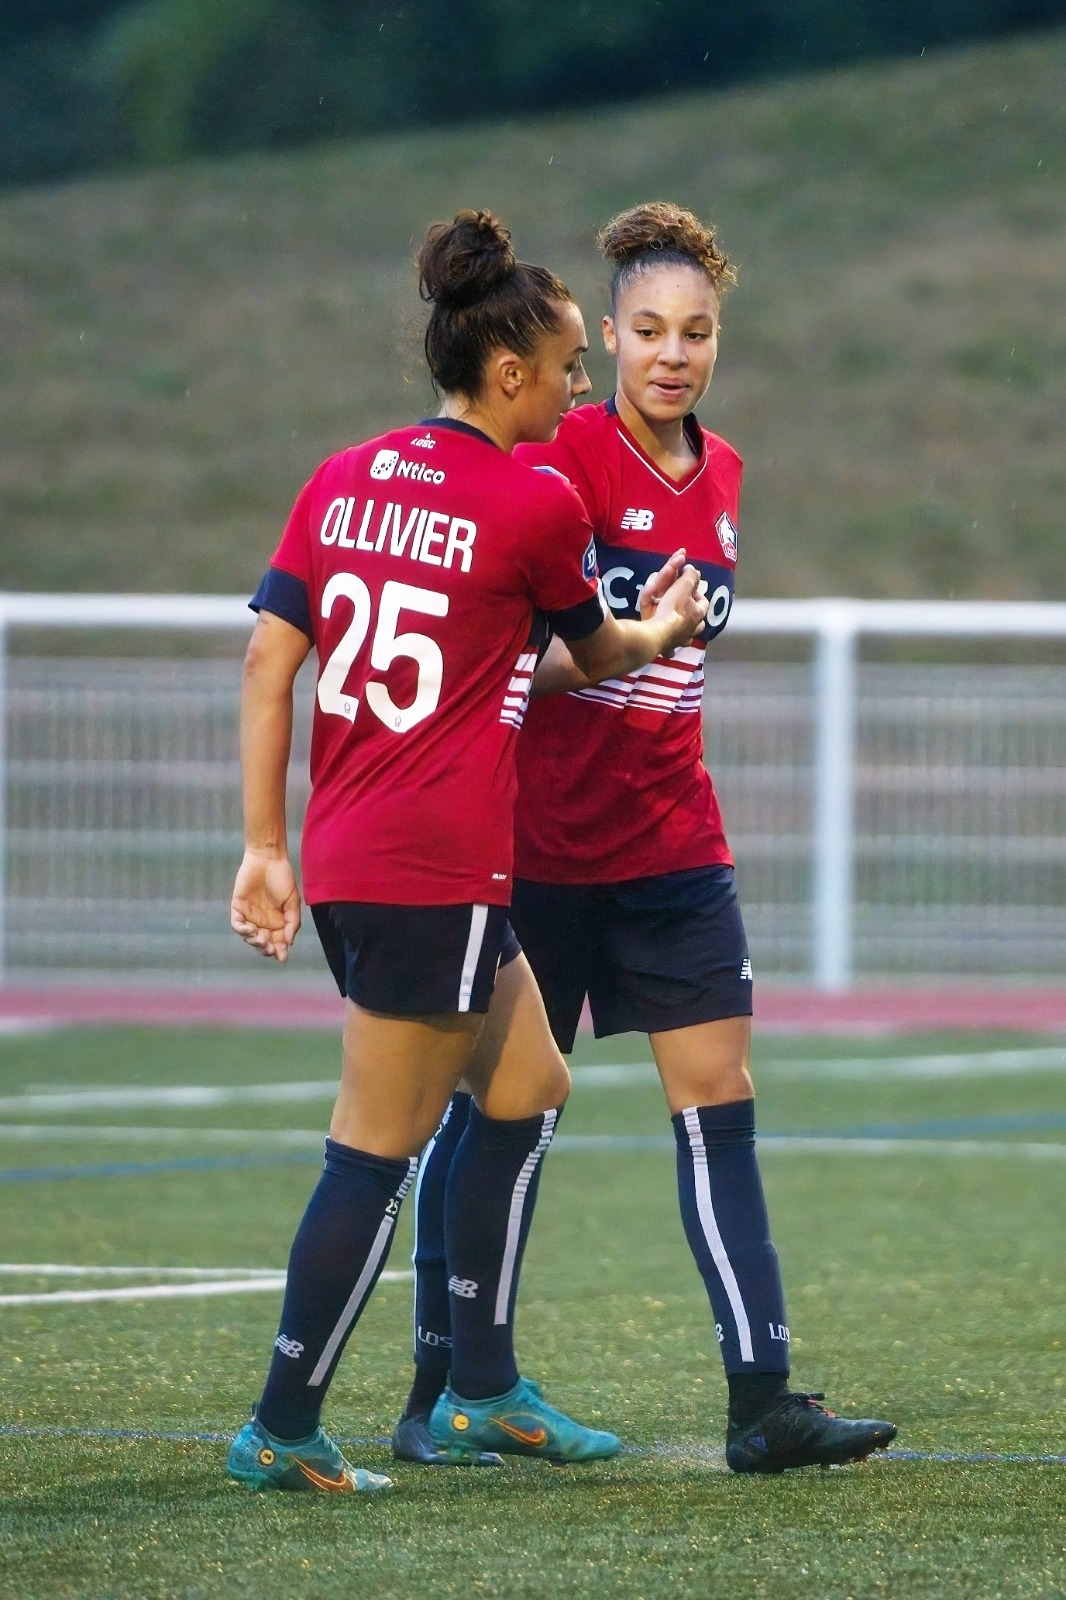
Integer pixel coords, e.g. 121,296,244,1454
545,590,607,643
250,567,313,640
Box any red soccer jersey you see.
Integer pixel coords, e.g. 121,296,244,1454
253,419,604,906
513,399,742,884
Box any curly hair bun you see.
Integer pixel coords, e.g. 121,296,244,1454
597,201,735,291
418,209,517,308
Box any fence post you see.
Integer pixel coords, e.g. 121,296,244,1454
0,614,7,984
812,605,856,990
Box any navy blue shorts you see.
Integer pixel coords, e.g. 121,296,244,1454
312,902,521,1018
509,866,752,1053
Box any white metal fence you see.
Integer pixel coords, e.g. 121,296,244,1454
1,593,1065,988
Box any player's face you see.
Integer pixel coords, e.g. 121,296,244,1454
603,265,719,426
517,301,592,442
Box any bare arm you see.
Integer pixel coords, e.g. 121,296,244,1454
532,549,705,696
230,611,312,963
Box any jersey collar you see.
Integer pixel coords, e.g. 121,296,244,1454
420,416,501,449
604,395,707,491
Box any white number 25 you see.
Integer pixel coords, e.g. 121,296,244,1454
317,574,449,733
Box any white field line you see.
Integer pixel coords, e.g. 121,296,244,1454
0,1264,283,1277
1,1046,1060,1120
0,1268,411,1308
0,1019,55,1037
571,1064,658,1086
759,1047,1066,1080
0,1081,338,1115
758,1136,1066,1159
570,1048,1066,1086
554,1134,1066,1160
0,1124,323,1145
1,1125,1063,1160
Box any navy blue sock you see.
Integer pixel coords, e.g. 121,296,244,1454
444,1101,560,1401
403,1091,472,1418
257,1138,415,1440
672,1099,791,1377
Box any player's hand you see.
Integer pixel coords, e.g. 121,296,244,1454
638,548,688,621
650,562,709,654
230,849,302,962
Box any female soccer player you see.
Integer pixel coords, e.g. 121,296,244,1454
225,208,709,1492
400,202,897,1475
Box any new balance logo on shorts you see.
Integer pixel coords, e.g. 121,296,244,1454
621,508,655,531
448,1276,479,1299
740,958,753,981
274,1334,304,1359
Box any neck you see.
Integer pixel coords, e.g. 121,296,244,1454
613,389,691,471
440,395,511,452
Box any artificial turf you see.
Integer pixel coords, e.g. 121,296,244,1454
0,1025,1063,1599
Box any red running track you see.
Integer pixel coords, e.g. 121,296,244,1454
2,984,1066,1035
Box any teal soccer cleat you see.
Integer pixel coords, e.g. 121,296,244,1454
429,1377,621,1464
226,1414,392,1493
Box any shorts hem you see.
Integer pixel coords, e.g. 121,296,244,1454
590,990,754,1040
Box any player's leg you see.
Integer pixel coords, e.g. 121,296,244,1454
427,951,620,1464
391,1088,476,1461
228,901,500,1493
607,866,896,1471
395,884,595,1461
653,1015,896,1470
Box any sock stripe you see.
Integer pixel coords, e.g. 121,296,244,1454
493,1109,557,1325
457,905,489,1012
307,1158,416,1387
681,1106,755,1363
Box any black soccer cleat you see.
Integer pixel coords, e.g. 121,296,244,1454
726,1391,897,1474
391,1411,502,1467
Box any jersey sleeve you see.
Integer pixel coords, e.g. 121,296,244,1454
519,474,607,642
515,412,611,530
248,472,317,639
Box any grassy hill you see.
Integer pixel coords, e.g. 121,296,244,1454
2,29,1064,599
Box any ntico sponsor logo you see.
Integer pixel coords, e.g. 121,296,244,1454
370,448,445,485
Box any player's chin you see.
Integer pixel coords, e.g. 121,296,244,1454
644,387,691,419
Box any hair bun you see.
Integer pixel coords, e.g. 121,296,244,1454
597,200,735,292
418,209,517,308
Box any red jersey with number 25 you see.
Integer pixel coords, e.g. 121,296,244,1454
253,419,604,906
514,399,741,884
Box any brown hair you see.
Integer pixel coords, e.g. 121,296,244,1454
597,201,736,310
418,209,574,399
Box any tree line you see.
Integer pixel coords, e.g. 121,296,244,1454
3,0,1064,187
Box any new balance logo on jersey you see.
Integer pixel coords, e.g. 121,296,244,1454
740,958,753,981
621,508,655,531
370,448,445,485
274,1334,304,1359
448,1276,478,1299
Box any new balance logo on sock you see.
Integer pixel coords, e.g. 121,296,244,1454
740,958,753,980
448,1276,478,1299
274,1334,304,1359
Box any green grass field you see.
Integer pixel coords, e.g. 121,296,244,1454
1,1024,1064,1599
3,29,1065,603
